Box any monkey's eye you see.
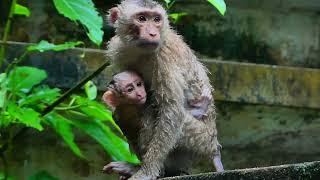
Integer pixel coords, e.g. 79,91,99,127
138,15,147,22
154,16,161,22
137,81,143,87
127,87,134,93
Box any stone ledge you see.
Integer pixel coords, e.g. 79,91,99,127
162,161,320,180
1,41,320,109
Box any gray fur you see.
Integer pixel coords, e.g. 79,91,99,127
106,1,223,179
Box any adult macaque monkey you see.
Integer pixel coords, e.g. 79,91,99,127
106,0,224,179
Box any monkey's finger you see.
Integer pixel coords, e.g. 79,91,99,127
111,167,131,175
102,165,115,174
119,176,128,180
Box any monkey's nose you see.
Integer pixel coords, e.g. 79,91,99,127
149,32,157,37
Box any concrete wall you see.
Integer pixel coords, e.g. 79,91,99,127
1,0,320,179
174,0,320,68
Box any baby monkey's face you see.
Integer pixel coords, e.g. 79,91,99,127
117,72,147,105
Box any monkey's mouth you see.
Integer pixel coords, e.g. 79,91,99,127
137,40,159,49
137,97,147,104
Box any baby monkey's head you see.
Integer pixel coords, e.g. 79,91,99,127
102,71,147,108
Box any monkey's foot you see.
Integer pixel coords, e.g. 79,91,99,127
128,170,156,180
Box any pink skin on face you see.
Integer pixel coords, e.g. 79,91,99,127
116,72,147,105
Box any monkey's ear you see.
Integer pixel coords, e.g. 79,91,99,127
102,90,119,108
108,7,120,27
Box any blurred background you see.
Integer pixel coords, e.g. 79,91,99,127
0,0,319,179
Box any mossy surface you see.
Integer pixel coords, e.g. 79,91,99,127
162,161,320,180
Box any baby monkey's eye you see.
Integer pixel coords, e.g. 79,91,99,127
137,81,143,87
127,87,134,93
138,15,147,22
154,16,161,22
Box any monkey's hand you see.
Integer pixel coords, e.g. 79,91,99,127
128,170,155,180
188,87,212,119
103,161,140,177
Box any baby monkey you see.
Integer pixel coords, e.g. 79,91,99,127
102,71,214,179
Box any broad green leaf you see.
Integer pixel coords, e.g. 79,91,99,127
0,88,6,108
0,172,14,180
27,40,83,52
71,118,139,163
53,0,103,46
14,4,31,17
73,96,113,121
207,0,226,15
0,73,7,108
28,170,59,180
7,66,47,94
19,86,61,107
0,73,6,83
0,112,12,128
72,95,122,133
84,81,97,100
45,113,84,159
7,102,43,131
169,13,187,23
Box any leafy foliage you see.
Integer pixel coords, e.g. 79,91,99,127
207,0,226,15
52,0,104,46
0,40,139,179
45,113,85,159
14,4,31,17
84,80,97,100
27,170,59,180
7,66,47,94
163,0,226,18
27,40,83,52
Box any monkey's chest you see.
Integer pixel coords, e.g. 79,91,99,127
115,110,142,143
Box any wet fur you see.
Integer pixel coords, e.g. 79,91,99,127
106,0,221,179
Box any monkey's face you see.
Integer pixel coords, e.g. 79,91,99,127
117,73,147,105
108,1,168,52
130,11,163,50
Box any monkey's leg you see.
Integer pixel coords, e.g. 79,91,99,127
129,103,185,180
181,117,224,172
162,148,193,177
213,143,224,172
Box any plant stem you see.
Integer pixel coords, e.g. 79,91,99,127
4,51,28,74
0,0,18,69
41,59,110,117
0,152,8,180
54,104,85,110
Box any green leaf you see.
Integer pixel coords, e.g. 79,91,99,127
7,102,43,131
207,0,226,15
0,172,14,180
169,12,187,23
45,113,84,159
70,118,139,163
14,4,31,17
0,73,7,108
28,170,59,180
27,40,83,52
0,112,12,128
19,86,61,107
72,96,122,133
52,0,103,46
7,66,47,94
73,96,113,121
84,81,97,100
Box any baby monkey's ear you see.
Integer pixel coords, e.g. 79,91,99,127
108,7,120,27
102,90,119,109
